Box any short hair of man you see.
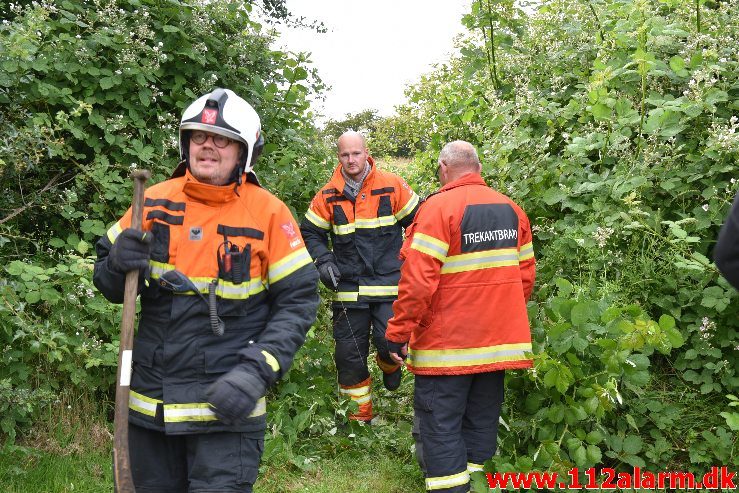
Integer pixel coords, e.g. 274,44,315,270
337,130,367,150
439,140,480,170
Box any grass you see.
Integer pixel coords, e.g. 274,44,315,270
0,439,425,493
0,385,426,493
0,445,425,493
257,453,424,493
375,157,413,170
0,445,111,493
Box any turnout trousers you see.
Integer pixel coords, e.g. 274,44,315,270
414,371,505,492
127,423,264,493
333,302,400,421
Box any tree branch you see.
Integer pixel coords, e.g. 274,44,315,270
0,170,65,226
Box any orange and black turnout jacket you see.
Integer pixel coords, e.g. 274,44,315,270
385,173,535,375
300,157,420,307
93,170,319,434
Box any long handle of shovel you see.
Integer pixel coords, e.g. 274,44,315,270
113,169,150,493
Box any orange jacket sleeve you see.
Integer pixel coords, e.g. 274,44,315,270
391,175,421,228
385,200,449,343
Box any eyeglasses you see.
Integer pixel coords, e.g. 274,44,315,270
190,130,234,148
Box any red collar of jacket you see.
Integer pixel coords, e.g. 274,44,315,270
182,169,244,205
436,172,487,194
328,156,377,192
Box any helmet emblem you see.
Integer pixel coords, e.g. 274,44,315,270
202,108,218,124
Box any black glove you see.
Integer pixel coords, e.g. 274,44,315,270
386,340,408,361
108,228,151,274
317,261,340,289
206,364,266,426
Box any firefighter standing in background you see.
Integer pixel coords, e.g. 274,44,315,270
94,88,319,491
714,190,739,290
385,140,536,492
300,131,420,422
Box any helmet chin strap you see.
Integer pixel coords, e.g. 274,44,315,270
233,144,249,187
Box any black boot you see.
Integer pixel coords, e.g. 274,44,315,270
382,366,402,391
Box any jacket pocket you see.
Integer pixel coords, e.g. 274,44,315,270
149,222,170,263
203,350,238,375
132,339,160,369
331,204,361,278
372,196,402,275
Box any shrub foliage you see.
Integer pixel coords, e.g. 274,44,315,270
395,0,738,477
1,0,736,482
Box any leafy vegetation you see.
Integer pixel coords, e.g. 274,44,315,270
391,0,738,479
0,0,328,441
1,0,737,491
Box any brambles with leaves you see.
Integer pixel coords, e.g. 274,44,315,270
396,0,737,478
0,0,329,443
1,0,736,486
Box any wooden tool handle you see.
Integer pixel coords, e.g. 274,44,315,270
113,169,150,493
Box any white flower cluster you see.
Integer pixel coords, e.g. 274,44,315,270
592,226,615,248
706,116,739,153
76,283,95,299
698,317,716,341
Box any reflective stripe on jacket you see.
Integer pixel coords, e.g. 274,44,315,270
385,173,535,375
93,170,319,434
300,157,420,306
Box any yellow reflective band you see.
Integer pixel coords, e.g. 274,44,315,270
408,343,532,368
467,462,484,472
106,221,124,244
305,208,330,230
440,248,519,274
164,403,217,422
411,232,449,262
149,260,175,278
268,248,313,284
163,397,266,423
130,390,161,417
191,278,265,300
426,470,470,490
215,279,264,299
356,215,397,228
332,223,356,235
339,385,371,397
334,291,359,302
519,241,534,261
261,350,280,373
148,263,266,300
395,192,420,221
358,285,398,297
351,393,371,405
331,215,398,236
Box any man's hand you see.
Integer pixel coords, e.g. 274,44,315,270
109,228,151,274
317,261,340,290
386,340,408,365
206,366,266,426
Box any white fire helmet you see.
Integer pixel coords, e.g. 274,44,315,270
179,88,264,182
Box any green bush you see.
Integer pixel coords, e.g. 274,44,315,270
0,0,330,443
398,0,737,471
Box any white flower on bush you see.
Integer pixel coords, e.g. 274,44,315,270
592,226,614,248
699,317,716,340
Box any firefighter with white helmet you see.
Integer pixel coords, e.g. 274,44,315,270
94,88,319,491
